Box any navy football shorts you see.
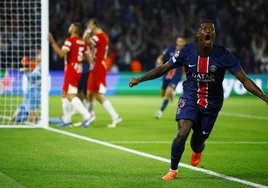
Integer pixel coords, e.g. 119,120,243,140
175,97,219,139
78,63,90,91
78,71,89,91
161,78,171,90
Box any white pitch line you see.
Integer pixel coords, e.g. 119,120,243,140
0,125,41,128
44,126,268,188
220,112,268,120
0,115,11,120
108,141,268,145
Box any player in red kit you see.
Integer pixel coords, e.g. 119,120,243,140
83,18,122,128
49,22,92,127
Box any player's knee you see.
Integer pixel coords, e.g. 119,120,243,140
165,91,173,100
175,120,192,143
175,131,189,144
175,129,190,144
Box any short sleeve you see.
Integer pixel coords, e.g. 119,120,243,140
62,39,72,51
168,45,188,68
90,35,100,46
224,49,241,75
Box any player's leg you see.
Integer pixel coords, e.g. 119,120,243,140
28,110,38,123
61,90,73,125
61,71,74,124
86,71,97,120
11,93,30,122
11,105,29,122
162,119,193,180
78,66,90,110
28,93,41,123
10,110,19,121
190,132,205,167
87,91,96,121
155,79,169,118
157,86,176,119
190,108,219,166
94,92,122,128
160,88,165,97
64,70,92,127
67,87,92,127
162,98,198,180
87,70,121,128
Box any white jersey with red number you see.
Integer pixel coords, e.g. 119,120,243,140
62,36,89,73
89,32,109,72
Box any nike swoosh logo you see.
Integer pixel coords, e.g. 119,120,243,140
202,131,210,135
189,64,196,67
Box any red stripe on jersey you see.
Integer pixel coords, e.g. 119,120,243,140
166,69,176,79
197,56,209,108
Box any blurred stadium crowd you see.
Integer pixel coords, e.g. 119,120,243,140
2,0,267,73
49,0,268,73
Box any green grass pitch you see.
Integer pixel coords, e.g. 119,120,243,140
0,96,267,188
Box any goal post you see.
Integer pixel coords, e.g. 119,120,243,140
0,0,49,127
41,0,49,128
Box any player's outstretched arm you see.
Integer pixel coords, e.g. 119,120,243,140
48,33,68,58
129,62,172,87
235,70,268,105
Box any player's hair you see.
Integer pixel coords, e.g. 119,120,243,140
177,36,186,41
199,20,214,29
90,18,98,27
73,22,83,37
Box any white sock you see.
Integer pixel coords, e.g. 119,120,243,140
70,106,77,116
169,169,178,172
83,99,90,110
102,100,119,120
62,98,72,123
88,102,95,112
71,97,91,120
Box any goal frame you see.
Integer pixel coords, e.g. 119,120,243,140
40,0,49,128
0,0,49,128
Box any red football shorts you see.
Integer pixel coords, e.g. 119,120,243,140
62,66,82,94
87,68,107,94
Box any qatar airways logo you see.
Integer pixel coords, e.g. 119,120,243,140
192,73,215,82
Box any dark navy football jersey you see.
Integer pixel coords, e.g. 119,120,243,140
168,43,241,110
162,46,182,81
162,46,176,62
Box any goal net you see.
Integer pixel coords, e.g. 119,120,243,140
0,0,48,127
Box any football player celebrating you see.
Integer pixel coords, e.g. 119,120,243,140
129,20,268,180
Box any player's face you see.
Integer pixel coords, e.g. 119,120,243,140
197,22,215,47
68,24,74,34
87,20,95,31
176,37,186,51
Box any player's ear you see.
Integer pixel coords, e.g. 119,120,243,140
196,31,199,38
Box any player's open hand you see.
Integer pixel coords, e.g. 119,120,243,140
129,78,139,87
48,33,55,44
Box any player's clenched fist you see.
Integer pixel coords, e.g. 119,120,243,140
48,33,56,44
129,78,139,87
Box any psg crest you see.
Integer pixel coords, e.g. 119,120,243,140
210,65,217,72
